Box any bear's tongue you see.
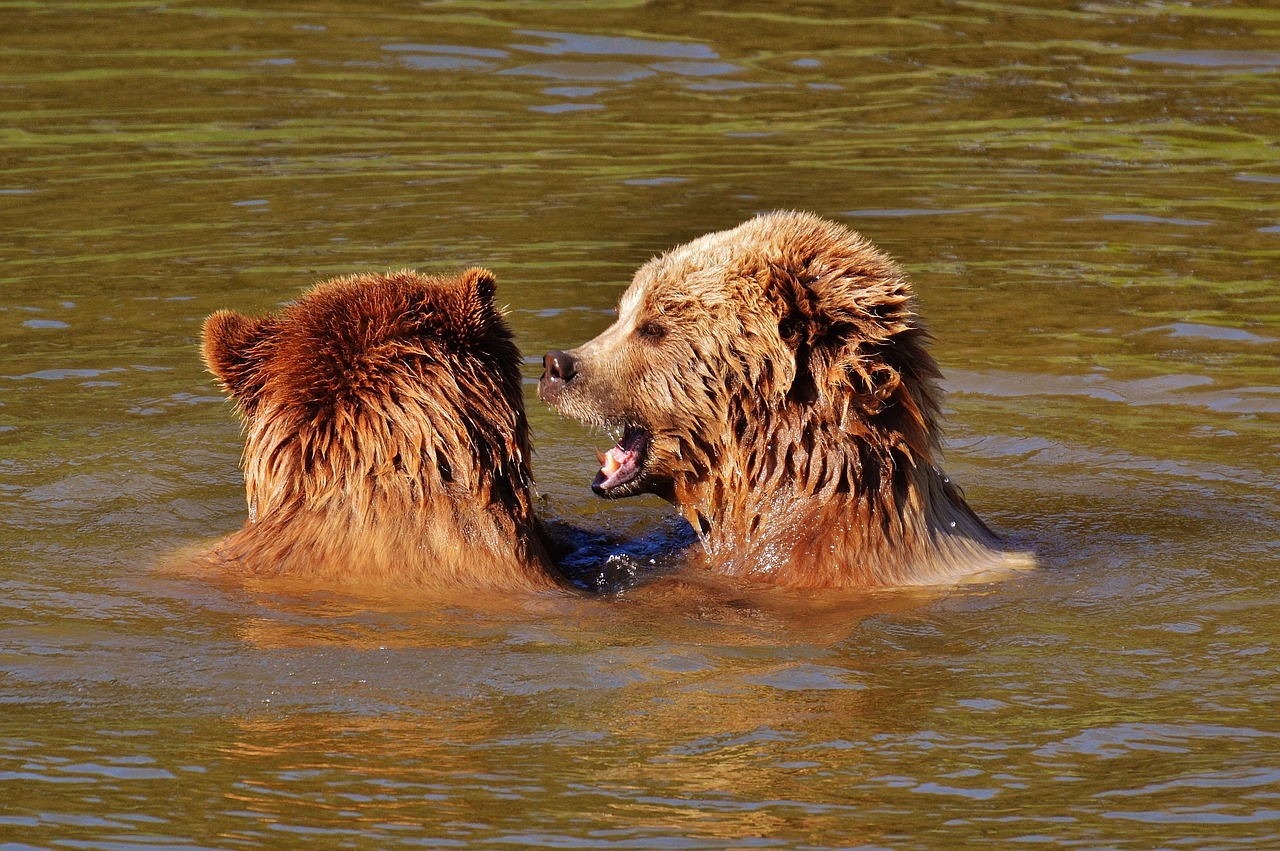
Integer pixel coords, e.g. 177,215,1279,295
592,427,646,492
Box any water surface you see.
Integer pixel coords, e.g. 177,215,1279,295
1,1,1278,848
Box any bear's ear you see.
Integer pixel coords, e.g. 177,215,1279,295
447,267,501,338
402,268,500,342
458,266,497,307
772,262,940,455
202,309,274,407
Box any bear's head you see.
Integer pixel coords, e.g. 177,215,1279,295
203,268,533,529
539,211,943,511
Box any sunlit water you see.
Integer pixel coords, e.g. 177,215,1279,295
1,1,1278,848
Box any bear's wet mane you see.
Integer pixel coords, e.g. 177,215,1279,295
238,270,528,521
199,269,558,591
652,213,1012,586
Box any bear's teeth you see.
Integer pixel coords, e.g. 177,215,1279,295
602,447,626,476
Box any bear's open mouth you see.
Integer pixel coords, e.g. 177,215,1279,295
592,424,650,495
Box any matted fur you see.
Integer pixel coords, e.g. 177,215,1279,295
540,212,1025,589
197,268,563,593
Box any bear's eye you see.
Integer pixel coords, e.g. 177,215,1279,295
636,320,667,342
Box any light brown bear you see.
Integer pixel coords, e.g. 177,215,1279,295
197,267,565,594
540,211,1026,589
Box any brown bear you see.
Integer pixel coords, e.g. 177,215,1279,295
196,267,565,594
539,211,1028,589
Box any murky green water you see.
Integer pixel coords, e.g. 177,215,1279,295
2,1,1278,847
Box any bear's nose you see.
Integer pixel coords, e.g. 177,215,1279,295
542,350,578,387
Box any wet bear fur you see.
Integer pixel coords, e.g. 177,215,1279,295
540,211,1027,589
198,268,564,594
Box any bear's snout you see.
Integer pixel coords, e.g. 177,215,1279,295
539,350,578,400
